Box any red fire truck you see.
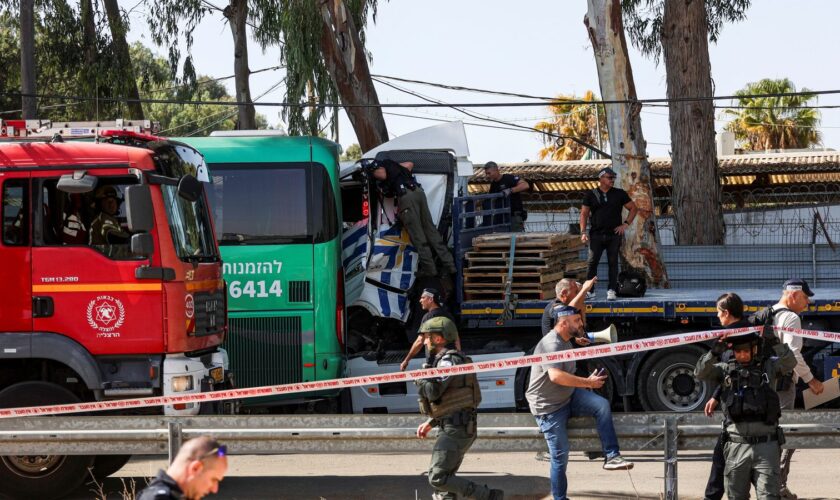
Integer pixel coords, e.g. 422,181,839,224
0,120,229,498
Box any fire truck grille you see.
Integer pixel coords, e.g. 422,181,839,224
193,289,226,337
225,316,303,389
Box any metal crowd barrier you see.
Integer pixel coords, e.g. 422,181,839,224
1,411,838,499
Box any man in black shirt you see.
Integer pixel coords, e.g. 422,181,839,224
400,287,459,371
484,161,530,232
580,167,637,301
370,159,456,278
137,436,228,500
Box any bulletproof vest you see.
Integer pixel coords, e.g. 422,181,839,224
418,350,482,418
721,359,781,426
384,162,417,197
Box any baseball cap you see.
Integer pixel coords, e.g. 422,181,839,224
421,287,442,305
483,161,499,170
598,167,617,178
783,278,814,297
419,316,459,343
551,305,580,320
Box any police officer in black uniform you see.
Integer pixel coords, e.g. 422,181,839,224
368,159,457,279
695,319,797,499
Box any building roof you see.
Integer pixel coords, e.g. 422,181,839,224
469,150,840,192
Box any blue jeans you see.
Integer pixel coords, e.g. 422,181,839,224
535,388,620,500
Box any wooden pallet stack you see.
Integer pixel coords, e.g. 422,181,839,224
463,232,587,300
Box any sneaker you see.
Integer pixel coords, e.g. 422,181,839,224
779,486,798,500
585,450,605,460
488,489,504,500
586,291,596,300
603,455,634,470
607,289,617,301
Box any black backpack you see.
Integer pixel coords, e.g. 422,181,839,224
616,270,647,297
747,305,794,391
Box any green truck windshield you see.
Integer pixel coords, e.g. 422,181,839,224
207,162,338,245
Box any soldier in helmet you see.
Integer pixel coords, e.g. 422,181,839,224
415,316,503,500
90,185,130,248
695,319,797,499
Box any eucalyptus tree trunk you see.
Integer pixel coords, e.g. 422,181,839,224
81,0,98,119
224,0,257,130
584,0,669,287
318,0,388,151
662,0,725,244
102,0,144,118
20,0,36,119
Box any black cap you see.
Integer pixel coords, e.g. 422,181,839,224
783,278,814,297
551,305,580,320
483,161,499,170
421,287,442,305
598,167,617,178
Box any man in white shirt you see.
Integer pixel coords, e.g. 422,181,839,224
772,278,824,499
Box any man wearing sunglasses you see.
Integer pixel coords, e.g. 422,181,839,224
138,436,228,500
579,167,637,301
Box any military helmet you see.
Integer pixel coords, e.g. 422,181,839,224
94,185,122,201
730,331,760,349
419,316,458,343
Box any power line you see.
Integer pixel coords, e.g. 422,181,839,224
372,76,611,159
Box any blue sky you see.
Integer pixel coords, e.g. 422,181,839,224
127,0,840,163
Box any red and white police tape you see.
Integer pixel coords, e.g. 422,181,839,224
1,324,837,419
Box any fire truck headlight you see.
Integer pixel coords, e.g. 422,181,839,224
171,375,194,392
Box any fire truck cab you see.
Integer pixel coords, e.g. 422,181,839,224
0,120,229,499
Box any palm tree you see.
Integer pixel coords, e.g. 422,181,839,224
534,91,607,161
724,78,822,151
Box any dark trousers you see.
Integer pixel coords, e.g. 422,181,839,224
704,432,726,500
587,232,621,291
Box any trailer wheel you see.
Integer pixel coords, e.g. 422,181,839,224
637,347,710,412
91,454,132,481
0,382,95,500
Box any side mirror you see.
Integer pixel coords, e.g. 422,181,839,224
57,171,98,194
125,185,154,232
177,174,202,203
130,233,154,257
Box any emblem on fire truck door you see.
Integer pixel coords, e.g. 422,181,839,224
86,295,126,332
185,294,195,319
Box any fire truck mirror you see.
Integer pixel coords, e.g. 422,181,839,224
130,233,154,257
125,185,154,232
57,172,98,194
177,174,201,203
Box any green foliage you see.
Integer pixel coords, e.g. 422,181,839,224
621,0,750,62
251,0,379,137
341,143,362,161
724,78,822,150
533,91,607,161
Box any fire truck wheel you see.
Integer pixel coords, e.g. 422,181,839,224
0,381,95,500
637,346,710,412
92,454,132,481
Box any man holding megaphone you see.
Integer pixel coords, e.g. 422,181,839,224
527,305,633,499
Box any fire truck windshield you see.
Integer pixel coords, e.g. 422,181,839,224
161,183,218,262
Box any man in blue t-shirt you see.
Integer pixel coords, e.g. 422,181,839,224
579,167,637,301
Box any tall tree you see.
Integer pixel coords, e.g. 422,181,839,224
223,0,257,129
534,90,608,161
254,0,388,148
623,0,749,245
585,0,669,288
318,0,388,150
19,0,36,118
145,1,259,129
724,78,822,151
102,0,144,118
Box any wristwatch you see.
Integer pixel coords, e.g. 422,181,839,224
623,220,630,225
